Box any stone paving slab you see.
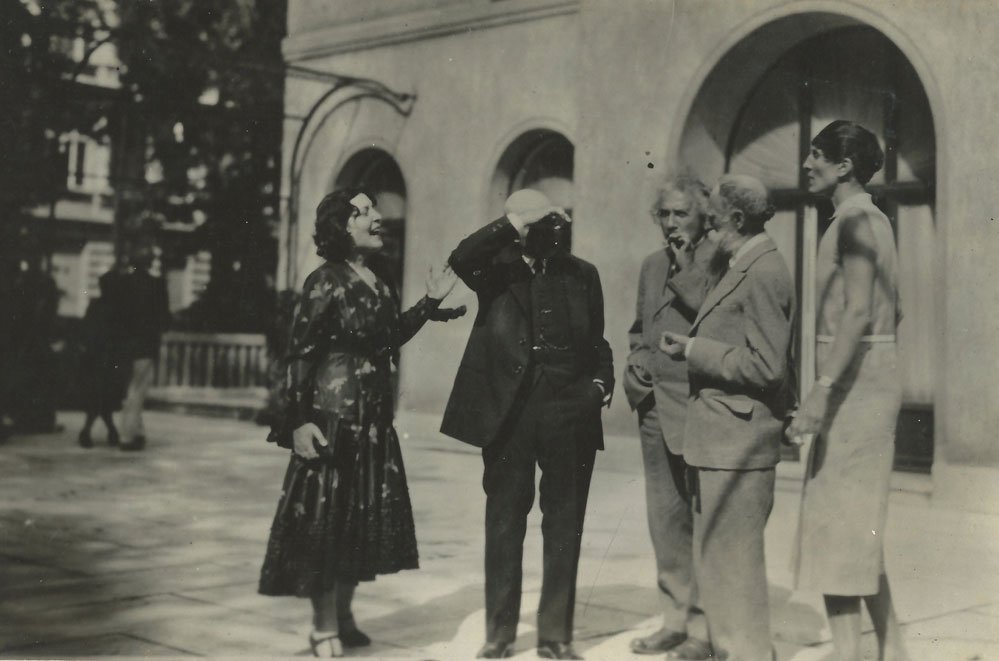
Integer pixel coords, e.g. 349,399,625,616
9,633,197,659
1,411,998,660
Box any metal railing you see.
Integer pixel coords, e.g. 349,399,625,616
155,332,268,389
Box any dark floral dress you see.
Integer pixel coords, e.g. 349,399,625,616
259,261,440,596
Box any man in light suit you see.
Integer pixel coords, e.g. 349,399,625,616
624,174,719,659
661,174,795,661
441,189,614,660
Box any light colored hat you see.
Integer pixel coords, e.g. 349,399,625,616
504,188,551,217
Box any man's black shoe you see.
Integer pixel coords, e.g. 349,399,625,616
476,641,514,658
120,436,146,452
338,626,371,648
537,640,582,659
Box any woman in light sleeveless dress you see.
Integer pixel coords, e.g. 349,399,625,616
788,121,909,661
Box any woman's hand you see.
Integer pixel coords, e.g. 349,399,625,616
786,386,831,440
426,263,458,300
292,422,327,460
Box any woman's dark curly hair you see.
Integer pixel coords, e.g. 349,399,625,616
313,187,376,261
811,120,885,185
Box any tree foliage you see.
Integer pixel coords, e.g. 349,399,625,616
2,0,287,331
0,0,107,215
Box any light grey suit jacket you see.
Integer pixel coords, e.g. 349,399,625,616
624,238,720,454
683,234,795,470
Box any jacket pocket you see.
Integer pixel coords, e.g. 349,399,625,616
711,393,754,419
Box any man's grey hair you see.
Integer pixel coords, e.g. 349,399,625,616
654,171,711,222
716,174,775,234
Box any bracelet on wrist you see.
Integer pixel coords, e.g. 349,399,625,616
816,375,835,388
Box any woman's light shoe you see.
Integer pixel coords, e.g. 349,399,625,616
308,631,343,658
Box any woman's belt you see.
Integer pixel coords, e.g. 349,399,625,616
816,334,895,343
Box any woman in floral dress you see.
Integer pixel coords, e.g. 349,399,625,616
259,187,457,657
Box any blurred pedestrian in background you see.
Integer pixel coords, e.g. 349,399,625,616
76,296,127,448
6,239,60,434
101,238,171,452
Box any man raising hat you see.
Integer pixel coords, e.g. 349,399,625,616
441,189,615,659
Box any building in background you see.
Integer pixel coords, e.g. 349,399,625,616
279,0,998,511
19,36,214,320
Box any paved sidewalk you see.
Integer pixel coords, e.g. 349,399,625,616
0,411,996,660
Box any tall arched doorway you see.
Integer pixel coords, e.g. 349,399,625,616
680,20,936,471
490,129,575,248
334,148,407,290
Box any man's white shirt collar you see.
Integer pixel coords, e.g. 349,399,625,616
729,232,768,269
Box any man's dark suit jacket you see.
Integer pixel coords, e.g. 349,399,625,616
440,217,615,450
624,238,719,455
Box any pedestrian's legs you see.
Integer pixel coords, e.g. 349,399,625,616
334,579,372,647
482,402,537,645
310,584,343,657
121,357,154,444
100,407,119,445
693,468,775,661
824,593,862,661
312,586,339,633
862,573,910,661
81,412,96,434
637,404,706,641
335,580,356,629
78,411,97,447
535,434,595,643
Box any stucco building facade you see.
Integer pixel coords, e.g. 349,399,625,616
278,0,999,511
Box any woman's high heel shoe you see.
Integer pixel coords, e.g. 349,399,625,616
308,631,343,658
337,616,371,648
338,626,371,648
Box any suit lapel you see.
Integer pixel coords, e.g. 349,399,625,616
692,236,776,330
692,267,745,330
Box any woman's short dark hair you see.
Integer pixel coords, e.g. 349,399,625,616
313,187,375,261
811,120,885,185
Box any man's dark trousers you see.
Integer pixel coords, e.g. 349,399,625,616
482,369,597,645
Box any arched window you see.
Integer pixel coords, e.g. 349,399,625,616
490,130,574,248
681,23,936,471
